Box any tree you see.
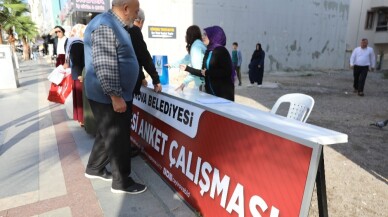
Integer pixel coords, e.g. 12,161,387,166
12,16,38,60
0,1,8,44
0,0,38,60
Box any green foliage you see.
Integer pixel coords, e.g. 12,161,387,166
0,0,37,42
13,16,38,40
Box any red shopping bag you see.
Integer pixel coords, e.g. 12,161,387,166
47,75,73,104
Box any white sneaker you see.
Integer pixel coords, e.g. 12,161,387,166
257,84,262,88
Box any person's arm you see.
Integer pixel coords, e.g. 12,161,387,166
237,50,242,67
175,73,197,91
92,26,122,97
258,51,265,67
129,26,160,85
190,41,205,70
47,33,55,44
182,74,196,86
52,38,58,56
185,65,203,77
350,48,356,67
370,48,376,69
70,43,84,76
169,54,190,68
133,71,146,96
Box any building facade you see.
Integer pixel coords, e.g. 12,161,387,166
28,0,351,72
346,0,388,70
28,0,58,35
58,0,110,27
139,0,350,73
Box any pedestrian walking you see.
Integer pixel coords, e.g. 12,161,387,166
231,42,242,86
63,24,87,126
350,38,376,96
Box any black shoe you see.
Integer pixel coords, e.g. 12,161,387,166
85,168,112,181
111,178,147,194
130,146,141,158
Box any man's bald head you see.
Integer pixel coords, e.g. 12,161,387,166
112,0,140,26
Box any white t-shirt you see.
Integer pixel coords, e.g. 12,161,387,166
57,36,67,55
350,46,376,68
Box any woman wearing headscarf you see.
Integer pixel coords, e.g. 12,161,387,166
248,43,265,87
63,24,86,126
181,25,234,101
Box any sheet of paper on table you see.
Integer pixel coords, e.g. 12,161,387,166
195,97,231,104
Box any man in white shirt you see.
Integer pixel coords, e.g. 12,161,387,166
350,38,376,96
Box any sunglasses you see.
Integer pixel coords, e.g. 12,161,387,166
55,31,62,34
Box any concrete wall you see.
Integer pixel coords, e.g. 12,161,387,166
346,1,366,51
139,0,350,72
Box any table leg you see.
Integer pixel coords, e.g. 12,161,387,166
316,149,329,217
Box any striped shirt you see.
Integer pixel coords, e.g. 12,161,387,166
91,10,129,97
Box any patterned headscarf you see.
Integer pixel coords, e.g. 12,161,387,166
204,25,226,51
70,24,87,39
65,24,86,65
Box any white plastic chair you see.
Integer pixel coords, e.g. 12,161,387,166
270,93,315,123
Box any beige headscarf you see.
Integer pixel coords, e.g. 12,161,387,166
70,24,87,39
65,24,87,65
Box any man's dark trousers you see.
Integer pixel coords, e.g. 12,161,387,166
86,100,133,189
353,65,369,92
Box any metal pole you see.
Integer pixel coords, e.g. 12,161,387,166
356,0,364,47
316,149,329,217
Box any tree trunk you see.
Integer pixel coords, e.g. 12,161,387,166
7,29,16,53
0,27,3,45
22,37,30,61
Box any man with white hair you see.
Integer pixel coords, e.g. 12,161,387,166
134,8,146,29
83,0,147,194
129,8,162,96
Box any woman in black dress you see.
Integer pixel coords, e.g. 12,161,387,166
248,43,265,86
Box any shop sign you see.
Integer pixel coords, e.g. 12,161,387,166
131,87,319,217
148,26,176,39
73,0,109,13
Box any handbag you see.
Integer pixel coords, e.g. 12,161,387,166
47,65,71,85
47,75,73,104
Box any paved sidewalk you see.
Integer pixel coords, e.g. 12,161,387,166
0,57,196,217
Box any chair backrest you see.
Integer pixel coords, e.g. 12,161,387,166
270,93,315,123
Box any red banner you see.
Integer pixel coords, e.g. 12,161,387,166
131,89,314,217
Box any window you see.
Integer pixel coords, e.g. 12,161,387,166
376,11,388,31
365,11,374,30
